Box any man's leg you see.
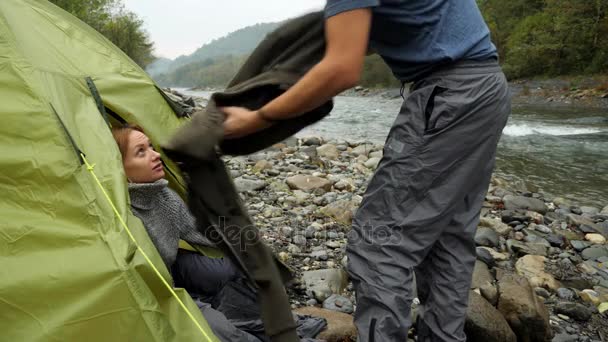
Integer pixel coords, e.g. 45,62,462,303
348,64,510,342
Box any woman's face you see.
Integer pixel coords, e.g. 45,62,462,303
123,130,165,183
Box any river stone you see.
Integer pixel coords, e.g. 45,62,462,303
579,289,601,306
369,150,383,159
351,144,374,157
515,255,560,291
475,227,499,247
302,269,349,302
479,217,512,236
316,144,340,159
302,137,322,146
234,177,266,192
471,260,498,305
269,180,290,192
252,160,272,173
323,294,354,314
287,175,332,192
585,233,606,244
364,157,381,169
546,234,566,248
497,273,553,342
554,302,593,322
507,239,547,257
320,200,357,226
602,205,608,214
557,288,576,301
580,206,600,215
581,245,608,261
465,291,517,342
570,240,591,252
534,224,553,234
503,195,548,214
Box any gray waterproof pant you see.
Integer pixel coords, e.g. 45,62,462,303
347,60,510,342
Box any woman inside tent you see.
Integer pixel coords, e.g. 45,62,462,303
111,124,265,342
111,124,240,297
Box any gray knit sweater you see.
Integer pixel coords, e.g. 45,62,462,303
128,179,214,267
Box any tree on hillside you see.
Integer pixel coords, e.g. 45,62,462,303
49,0,155,68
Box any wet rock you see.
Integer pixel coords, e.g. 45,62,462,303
295,307,356,342
503,195,548,214
302,269,349,303
323,294,354,314
286,175,332,192
601,205,608,215
515,255,561,291
554,302,593,322
497,273,553,342
465,291,517,342
479,217,512,236
475,227,500,247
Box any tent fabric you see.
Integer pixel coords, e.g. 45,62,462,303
0,0,218,340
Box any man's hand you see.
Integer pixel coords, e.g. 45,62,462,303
221,106,272,139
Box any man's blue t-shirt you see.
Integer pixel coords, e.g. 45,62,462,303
325,0,498,82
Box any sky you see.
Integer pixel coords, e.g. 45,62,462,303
122,0,326,60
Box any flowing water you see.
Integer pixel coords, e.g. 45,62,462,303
178,88,608,207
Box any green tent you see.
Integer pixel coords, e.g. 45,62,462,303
0,0,218,340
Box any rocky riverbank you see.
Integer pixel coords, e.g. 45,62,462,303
343,77,608,109
164,88,608,341
225,137,608,342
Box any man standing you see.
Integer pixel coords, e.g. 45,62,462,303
222,1,510,341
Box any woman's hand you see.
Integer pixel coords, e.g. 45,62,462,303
220,106,272,139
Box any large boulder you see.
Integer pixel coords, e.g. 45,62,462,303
465,291,517,342
515,255,560,291
295,307,357,342
287,175,332,192
503,195,548,214
497,273,553,342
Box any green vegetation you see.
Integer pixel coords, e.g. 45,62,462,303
50,0,154,68
56,1,607,87
479,0,608,78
